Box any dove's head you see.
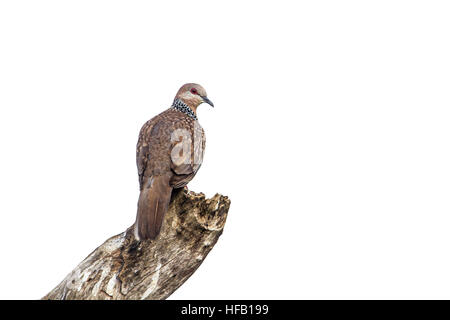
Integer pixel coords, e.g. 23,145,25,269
174,83,214,110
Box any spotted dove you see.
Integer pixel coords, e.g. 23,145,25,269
135,83,214,240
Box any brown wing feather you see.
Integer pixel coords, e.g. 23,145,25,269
136,120,154,190
169,125,205,188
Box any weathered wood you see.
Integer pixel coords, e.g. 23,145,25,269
43,189,230,300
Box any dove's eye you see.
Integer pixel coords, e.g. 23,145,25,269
190,88,198,95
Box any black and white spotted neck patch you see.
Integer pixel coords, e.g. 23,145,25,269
172,99,197,120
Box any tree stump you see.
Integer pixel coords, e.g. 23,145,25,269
43,189,230,300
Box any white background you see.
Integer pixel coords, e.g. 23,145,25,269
0,1,449,299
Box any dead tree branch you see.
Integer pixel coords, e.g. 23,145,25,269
43,189,230,300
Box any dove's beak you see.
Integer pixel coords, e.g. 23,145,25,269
201,96,214,107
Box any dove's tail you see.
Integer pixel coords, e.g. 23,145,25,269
135,175,172,240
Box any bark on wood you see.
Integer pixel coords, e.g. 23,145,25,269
43,189,230,300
